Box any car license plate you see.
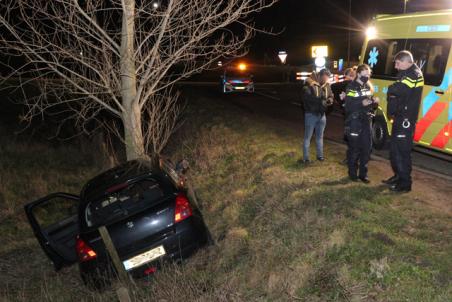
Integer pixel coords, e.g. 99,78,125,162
234,87,245,90
123,245,166,271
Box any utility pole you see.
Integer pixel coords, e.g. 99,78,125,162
347,0,351,67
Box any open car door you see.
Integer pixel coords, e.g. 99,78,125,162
24,193,80,271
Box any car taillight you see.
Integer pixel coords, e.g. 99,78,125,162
75,236,97,262
174,193,192,223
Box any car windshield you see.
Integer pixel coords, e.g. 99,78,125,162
85,178,164,228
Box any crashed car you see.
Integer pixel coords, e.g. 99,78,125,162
24,160,210,287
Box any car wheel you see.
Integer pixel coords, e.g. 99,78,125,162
372,116,388,150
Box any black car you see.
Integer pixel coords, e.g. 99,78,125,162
24,160,209,287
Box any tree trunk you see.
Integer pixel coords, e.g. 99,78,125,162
122,103,146,160
120,0,145,161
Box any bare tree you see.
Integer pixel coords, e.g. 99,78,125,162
0,0,277,161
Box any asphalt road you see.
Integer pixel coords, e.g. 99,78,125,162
180,82,452,179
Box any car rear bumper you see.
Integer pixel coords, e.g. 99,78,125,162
79,216,208,281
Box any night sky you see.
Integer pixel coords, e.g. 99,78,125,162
249,0,452,65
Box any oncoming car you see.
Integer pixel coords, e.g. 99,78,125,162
24,160,210,288
220,64,254,93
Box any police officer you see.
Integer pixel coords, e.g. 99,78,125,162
383,50,424,192
344,64,379,183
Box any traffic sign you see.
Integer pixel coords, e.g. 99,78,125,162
311,46,328,58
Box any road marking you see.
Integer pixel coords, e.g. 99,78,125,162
255,91,281,101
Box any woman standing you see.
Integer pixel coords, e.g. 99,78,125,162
344,64,379,182
301,68,334,163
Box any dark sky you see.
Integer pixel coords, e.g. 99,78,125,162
249,0,452,65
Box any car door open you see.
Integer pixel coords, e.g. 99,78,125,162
24,193,80,270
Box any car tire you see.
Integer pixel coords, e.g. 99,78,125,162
372,116,388,150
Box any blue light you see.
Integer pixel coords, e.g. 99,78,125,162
416,25,450,33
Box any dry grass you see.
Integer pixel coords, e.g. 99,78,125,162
0,96,451,301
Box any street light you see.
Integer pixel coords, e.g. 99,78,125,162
314,56,326,71
347,0,351,67
152,2,159,9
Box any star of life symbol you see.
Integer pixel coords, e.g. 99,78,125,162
368,47,379,68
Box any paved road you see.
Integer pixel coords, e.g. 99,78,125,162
180,82,452,179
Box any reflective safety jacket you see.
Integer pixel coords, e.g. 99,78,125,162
344,80,375,121
387,64,424,123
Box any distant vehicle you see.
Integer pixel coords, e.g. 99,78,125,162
24,160,210,288
361,9,452,152
220,63,254,93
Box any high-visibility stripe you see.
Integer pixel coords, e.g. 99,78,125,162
413,102,447,142
422,68,452,117
431,120,452,149
404,77,417,83
404,76,424,82
401,79,416,88
400,77,424,88
346,91,358,97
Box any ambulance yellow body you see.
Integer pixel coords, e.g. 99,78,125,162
360,9,452,154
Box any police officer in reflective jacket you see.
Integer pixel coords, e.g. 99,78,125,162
383,50,424,192
344,64,379,182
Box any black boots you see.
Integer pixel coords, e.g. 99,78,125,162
382,175,398,185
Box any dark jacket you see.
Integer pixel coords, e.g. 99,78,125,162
331,79,352,108
302,73,333,115
387,64,424,124
344,80,376,122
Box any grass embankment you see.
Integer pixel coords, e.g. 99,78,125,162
0,96,451,301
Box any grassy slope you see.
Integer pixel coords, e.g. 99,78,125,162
0,95,451,301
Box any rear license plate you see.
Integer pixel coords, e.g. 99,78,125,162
123,245,166,271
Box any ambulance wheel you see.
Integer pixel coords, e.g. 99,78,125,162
372,116,388,150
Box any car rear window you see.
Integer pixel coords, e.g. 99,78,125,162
85,178,164,228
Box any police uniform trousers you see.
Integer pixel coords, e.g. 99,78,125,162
346,118,372,178
390,117,415,188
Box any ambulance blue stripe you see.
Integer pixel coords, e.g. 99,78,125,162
422,68,452,118
449,97,452,121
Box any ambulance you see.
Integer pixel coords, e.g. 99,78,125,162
360,9,452,155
